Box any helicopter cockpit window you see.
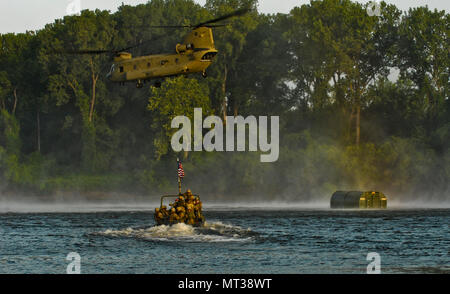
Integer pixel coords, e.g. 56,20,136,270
201,52,217,61
119,66,124,73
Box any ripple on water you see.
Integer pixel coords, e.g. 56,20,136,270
94,222,256,243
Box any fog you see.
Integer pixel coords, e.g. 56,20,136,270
1,197,450,214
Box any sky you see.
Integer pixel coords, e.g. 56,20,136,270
0,0,448,34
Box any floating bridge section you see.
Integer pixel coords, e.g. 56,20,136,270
330,191,387,209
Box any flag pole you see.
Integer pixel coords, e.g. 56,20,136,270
177,158,181,195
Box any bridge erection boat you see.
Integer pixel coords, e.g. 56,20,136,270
154,159,205,227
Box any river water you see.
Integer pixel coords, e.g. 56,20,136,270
0,207,449,273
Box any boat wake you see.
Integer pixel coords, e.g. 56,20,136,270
94,221,256,243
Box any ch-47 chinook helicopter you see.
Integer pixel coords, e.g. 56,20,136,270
58,8,249,88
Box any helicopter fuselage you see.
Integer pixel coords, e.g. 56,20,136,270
106,27,218,86
107,48,218,83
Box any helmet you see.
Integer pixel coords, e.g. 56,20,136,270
187,189,191,194
171,208,176,213
372,191,376,195
161,205,167,210
179,196,185,201
155,208,160,212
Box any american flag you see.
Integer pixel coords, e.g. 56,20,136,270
177,160,185,178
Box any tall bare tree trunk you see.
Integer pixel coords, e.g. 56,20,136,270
37,109,41,152
12,88,18,115
355,85,361,146
222,65,228,123
355,104,361,146
89,75,97,123
89,58,98,123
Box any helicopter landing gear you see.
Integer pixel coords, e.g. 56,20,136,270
154,81,162,88
202,71,208,78
136,80,144,89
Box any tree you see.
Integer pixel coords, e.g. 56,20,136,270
38,10,116,171
204,0,258,120
148,77,212,159
289,0,400,145
231,13,292,116
397,7,449,134
0,71,12,111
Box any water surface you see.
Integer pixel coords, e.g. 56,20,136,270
0,208,449,273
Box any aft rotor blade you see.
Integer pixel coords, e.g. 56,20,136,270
149,25,192,28
149,8,250,29
194,7,250,28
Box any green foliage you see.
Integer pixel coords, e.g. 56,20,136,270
0,1,448,200
0,110,20,154
148,76,212,158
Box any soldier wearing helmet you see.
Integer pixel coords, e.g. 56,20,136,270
169,208,179,223
154,208,163,224
160,205,168,217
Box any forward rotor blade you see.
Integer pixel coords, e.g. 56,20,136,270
149,24,229,29
51,49,112,55
116,34,168,52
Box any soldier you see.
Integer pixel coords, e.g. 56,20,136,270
186,202,196,225
195,197,202,209
173,198,181,208
160,205,169,217
193,198,205,223
178,196,186,208
169,208,179,223
186,189,194,202
154,208,163,224
175,206,186,222
178,211,186,222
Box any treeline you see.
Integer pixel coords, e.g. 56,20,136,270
0,0,448,201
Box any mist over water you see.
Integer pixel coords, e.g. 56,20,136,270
1,198,450,213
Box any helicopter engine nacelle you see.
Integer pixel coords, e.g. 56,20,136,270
176,43,194,54
114,52,132,62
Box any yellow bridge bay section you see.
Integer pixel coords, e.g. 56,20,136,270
330,191,387,209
